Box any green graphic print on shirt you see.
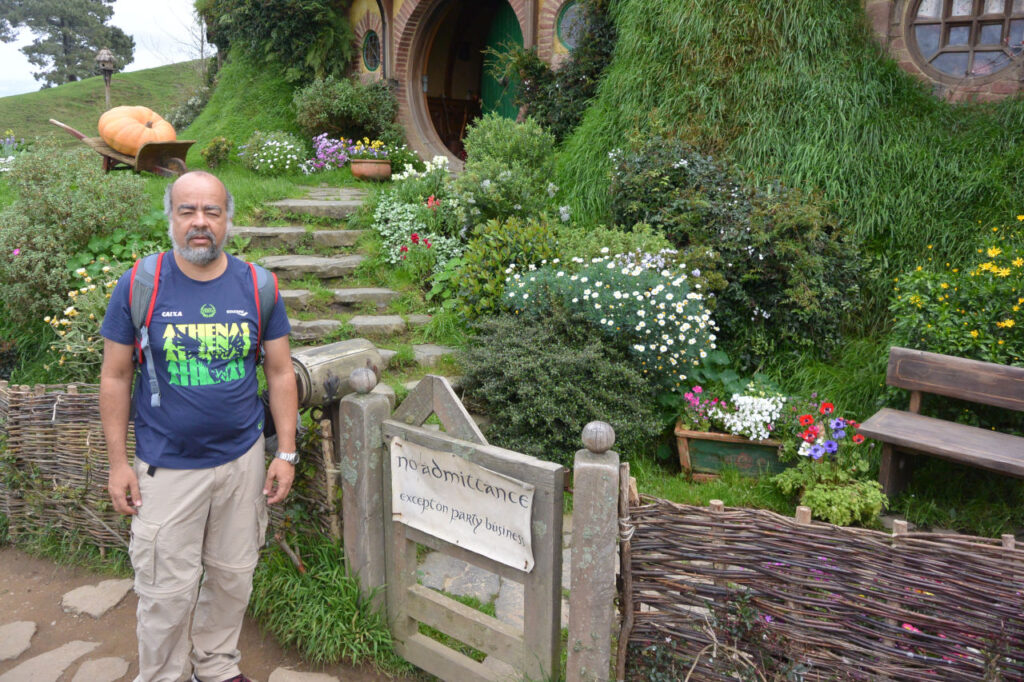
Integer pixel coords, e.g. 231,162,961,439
162,322,252,386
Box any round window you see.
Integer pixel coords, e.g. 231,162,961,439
557,1,585,50
363,30,381,72
909,0,1024,80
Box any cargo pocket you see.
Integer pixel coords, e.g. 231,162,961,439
254,497,269,553
129,517,160,586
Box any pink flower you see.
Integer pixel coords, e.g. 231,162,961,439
693,386,703,394
11,248,20,256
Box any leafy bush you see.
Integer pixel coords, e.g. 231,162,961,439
890,224,1023,366
554,223,674,263
165,86,211,130
372,194,463,271
503,255,719,391
293,76,402,146
200,136,234,168
609,137,861,367
460,309,665,465
454,114,557,223
0,147,147,333
456,216,559,319
42,265,122,382
237,130,307,175
491,0,616,141
198,0,355,83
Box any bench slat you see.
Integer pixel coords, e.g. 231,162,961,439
860,408,1024,478
887,347,1024,412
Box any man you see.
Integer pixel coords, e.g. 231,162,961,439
100,171,298,682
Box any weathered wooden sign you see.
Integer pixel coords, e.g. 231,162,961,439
390,437,536,571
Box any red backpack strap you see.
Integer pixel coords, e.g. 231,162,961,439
249,262,262,350
144,253,165,331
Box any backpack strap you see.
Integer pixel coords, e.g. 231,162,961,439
128,252,165,407
247,261,278,360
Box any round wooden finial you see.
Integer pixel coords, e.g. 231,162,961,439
350,367,377,394
582,421,615,454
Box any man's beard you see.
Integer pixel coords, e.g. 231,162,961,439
170,224,226,266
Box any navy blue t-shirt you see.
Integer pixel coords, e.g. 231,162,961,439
101,253,290,469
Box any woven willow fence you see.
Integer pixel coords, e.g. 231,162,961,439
0,381,338,549
620,498,1024,681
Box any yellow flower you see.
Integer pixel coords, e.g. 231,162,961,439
970,330,979,338
997,319,1016,328
940,282,949,289
1017,215,1024,221
996,267,1012,277
1014,258,1024,267
987,247,1002,258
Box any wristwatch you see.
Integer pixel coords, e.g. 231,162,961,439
275,450,299,465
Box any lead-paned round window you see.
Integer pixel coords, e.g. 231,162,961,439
363,30,381,71
910,0,1024,80
557,1,585,50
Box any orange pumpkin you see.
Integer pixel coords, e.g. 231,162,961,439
97,106,176,156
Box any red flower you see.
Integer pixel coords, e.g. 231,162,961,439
423,238,432,248
808,425,821,437
426,195,440,211
819,402,834,415
399,245,409,252
800,429,817,443
410,233,420,244
852,434,865,444
798,414,814,426
847,420,860,429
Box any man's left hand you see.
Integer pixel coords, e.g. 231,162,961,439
264,458,295,504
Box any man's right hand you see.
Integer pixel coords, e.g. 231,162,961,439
108,463,142,515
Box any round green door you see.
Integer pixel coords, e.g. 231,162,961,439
480,2,523,119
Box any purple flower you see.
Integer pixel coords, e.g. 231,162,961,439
11,248,20,256
809,444,826,459
833,429,846,440
823,440,838,453
829,417,845,430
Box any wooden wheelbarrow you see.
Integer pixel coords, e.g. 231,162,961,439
49,118,195,177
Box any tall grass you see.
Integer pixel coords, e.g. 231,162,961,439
558,0,1024,297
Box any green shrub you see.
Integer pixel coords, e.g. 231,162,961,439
609,137,861,367
503,255,718,391
200,136,234,168
0,147,147,333
454,114,557,223
293,76,402,146
456,216,559,319
460,309,665,466
890,224,1022,366
237,130,307,175
165,86,212,131
372,193,464,273
554,223,674,263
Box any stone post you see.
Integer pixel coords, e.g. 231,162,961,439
567,421,619,682
338,367,391,611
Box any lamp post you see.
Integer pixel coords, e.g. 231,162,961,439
95,48,115,110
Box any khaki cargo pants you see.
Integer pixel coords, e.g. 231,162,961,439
129,436,268,682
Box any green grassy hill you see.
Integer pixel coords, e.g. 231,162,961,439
0,61,205,144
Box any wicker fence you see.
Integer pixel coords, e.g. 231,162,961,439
0,381,338,549
620,498,1024,681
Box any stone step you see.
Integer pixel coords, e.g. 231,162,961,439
280,287,400,313
413,343,455,367
259,254,365,282
349,314,406,337
232,226,365,249
296,186,368,201
266,198,363,220
288,319,342,343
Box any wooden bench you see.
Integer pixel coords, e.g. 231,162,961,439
859,346,1024,497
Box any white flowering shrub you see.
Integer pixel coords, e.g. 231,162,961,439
372,194,462,271
237,130,308,176
503,253,718,391
707,392,786,441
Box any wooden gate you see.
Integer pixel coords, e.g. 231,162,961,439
382,376,564,681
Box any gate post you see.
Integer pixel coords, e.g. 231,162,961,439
338,367,391,611
567,421,619,682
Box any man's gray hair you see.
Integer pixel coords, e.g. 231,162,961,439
163,171,235,220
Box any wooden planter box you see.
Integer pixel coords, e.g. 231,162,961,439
675,422,785,480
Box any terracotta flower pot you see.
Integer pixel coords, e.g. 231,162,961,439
350,158,391,181
675,422,785,481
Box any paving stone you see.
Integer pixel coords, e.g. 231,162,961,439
406,314,432,328
288,319,342,342
231,226,307,246
418,552,499,602
377,348,397,369
268,670,339,682
371,382,396,411
493,579,524,629
0,640,99,682
413,344,455,367
332,287,399,308
279,289,313,309
266,198,363,220
349,315,406,336
296,186,367,201
0,620,36,660
259,254,364,280
61,578,133,618
71,656,129,682
312,230,364,248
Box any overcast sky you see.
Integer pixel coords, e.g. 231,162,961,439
0,0,201,98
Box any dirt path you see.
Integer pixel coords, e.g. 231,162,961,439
0,547,413,682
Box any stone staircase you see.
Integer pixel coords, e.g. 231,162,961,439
238,185,455,370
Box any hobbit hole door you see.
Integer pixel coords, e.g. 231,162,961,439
480,1,523,120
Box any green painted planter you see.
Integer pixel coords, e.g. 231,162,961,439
675,423,786,480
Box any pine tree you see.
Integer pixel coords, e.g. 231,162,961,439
1,0,135,88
